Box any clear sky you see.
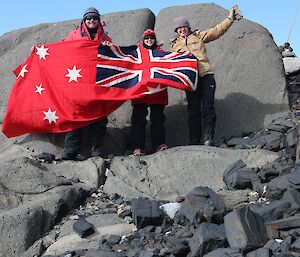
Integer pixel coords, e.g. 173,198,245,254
1,0,300,55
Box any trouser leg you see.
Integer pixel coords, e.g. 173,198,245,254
186,80,202,144
150,104,166,150
130,104,148,150
201,74,216,142
89,117,108,156
63,128,83,158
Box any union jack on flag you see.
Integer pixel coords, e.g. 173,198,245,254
96,44,198,100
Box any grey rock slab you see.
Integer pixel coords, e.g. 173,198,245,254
104,146,279,200
224,206,268,251
43,157,106,188
58,213,126,238
189,223,227,257
0,156,69,195
43,223,136,256
155,3,288,143
0,205,45,257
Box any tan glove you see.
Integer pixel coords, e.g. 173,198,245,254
228,5,243,21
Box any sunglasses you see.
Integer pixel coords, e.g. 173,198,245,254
144,36,156,40
85,15,99,20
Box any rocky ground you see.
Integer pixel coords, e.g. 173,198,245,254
8,109,298,257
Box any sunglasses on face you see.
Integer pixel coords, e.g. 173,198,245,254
85,15,99,20
144,36,155,40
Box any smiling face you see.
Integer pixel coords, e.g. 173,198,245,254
176,26,190,38
84,15,100,30
143,36,156,47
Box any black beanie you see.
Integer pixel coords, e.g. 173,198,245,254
83,7,100,20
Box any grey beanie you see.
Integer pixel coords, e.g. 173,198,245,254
174,16,190,32
83,7,100,19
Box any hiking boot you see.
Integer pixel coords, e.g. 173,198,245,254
154,144,168,153
91,146,101,157
61,151,77,160
131,148,145,156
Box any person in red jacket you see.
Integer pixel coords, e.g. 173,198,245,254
62,7,112,160
130,29,168,156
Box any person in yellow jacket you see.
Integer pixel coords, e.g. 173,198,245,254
171,6,241,146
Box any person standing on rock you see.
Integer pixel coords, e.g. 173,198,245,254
171,6,241,146
130,29,168,156
62,7,112,160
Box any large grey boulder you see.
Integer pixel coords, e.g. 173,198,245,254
155,3,288,143
103,146,280,200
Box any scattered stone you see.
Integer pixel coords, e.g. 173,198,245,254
203,247,243,257
131,198,164,229
105,234,122,246
250,200,290,222
189,223,227,257
37,152,55,163
224,206,267,251
245,247,271,257
72,218,95,238
223,159,257,190
175,187,225,225
265,216,300,239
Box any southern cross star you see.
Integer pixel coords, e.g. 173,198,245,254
17,64,28,78
142,85,166,95
35,45,50,60
35,84,45,95
43,108,59,124
65,65,82,82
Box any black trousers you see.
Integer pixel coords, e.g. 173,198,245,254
130,104,165,151
63,118,108,156
185,74,216,144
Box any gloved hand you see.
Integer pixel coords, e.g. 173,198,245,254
228,6,236,20
228,5,243,21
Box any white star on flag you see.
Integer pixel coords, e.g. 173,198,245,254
43,108,59,124
35,84,45,95
65,65,82,82
17,64,28,78
35,45,50,60
141,84,166,95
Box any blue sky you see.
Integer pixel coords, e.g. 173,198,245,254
1,0,300,55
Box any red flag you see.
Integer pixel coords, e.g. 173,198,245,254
2,40,124,138
2,40,198,138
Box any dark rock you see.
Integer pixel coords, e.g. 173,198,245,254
246,247,271,257
264,239,284,254
131,198,163,229
291,237,300,252
283,189,300,212
105,235,122,246
175,187,225,225
72,218,95,238
265,216,300,239
203,247,243,257
85,249,124,257
223,159,257,190
37,152,55,162
224,206,267,251
189,223,228,257
265,175,290,200
250,200,290,222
